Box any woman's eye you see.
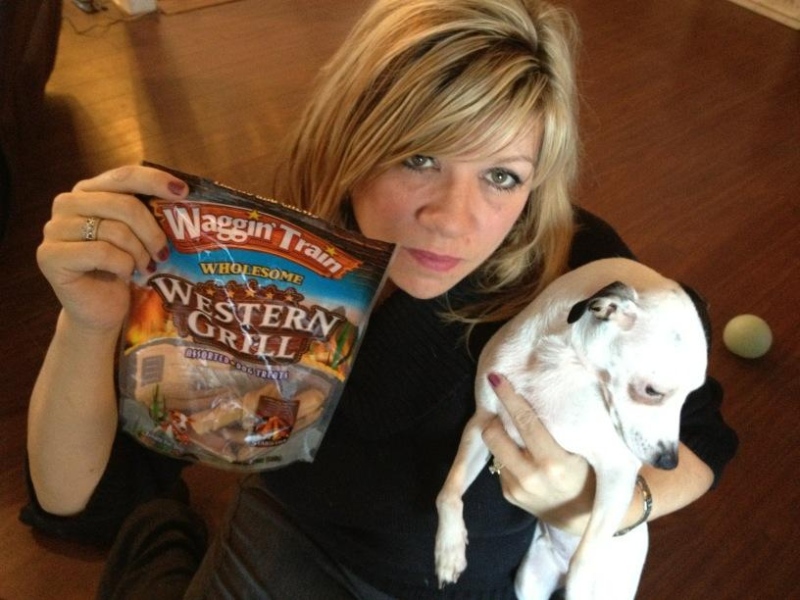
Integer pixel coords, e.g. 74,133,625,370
485,168,521,191
403,155,437,170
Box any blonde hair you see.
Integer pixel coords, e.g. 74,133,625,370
276,0,579,323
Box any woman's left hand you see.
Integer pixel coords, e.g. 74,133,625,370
481,373,595,536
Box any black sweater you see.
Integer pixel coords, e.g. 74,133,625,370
261,209,739,599
20,210,737,598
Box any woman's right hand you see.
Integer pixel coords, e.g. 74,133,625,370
37,165,189,332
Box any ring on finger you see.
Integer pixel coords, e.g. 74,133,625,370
81,216,102,241
488,457,504,475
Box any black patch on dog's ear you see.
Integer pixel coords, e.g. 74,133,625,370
567,297,592,324
679,282,712,352
567,281,634,324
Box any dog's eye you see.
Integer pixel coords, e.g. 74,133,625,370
644,385,664,399
629,382,668,405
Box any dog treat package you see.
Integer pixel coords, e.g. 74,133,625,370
118,163,394,471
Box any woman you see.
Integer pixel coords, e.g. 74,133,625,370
26,0,737,598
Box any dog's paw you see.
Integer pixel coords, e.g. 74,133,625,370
434,526,468,586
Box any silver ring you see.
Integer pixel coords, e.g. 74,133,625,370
81,216,102,241
488,457,504,475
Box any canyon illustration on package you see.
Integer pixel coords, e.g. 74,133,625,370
118,163,395,470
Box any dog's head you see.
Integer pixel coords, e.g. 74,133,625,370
566,279,709,469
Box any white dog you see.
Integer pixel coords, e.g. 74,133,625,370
435,258,709,600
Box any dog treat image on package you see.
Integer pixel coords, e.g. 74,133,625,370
118,163,394,471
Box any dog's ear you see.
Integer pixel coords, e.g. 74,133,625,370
567,281,638,329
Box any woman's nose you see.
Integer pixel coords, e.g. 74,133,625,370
416,175,478,236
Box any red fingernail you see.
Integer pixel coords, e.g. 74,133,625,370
488,373,501,388
157,246,170,262
168,180,186,196
147,260,157,274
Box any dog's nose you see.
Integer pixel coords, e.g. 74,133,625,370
653,443,679,470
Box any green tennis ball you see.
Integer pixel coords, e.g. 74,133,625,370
723,314,773,359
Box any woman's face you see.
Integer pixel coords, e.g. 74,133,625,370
351,128,540,299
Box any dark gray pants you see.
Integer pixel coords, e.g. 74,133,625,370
98,476,395,600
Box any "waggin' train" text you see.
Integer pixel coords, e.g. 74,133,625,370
152,201,361,280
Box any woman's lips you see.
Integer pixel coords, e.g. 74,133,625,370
406,248,461,272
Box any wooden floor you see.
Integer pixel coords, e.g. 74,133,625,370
0,0,797,598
